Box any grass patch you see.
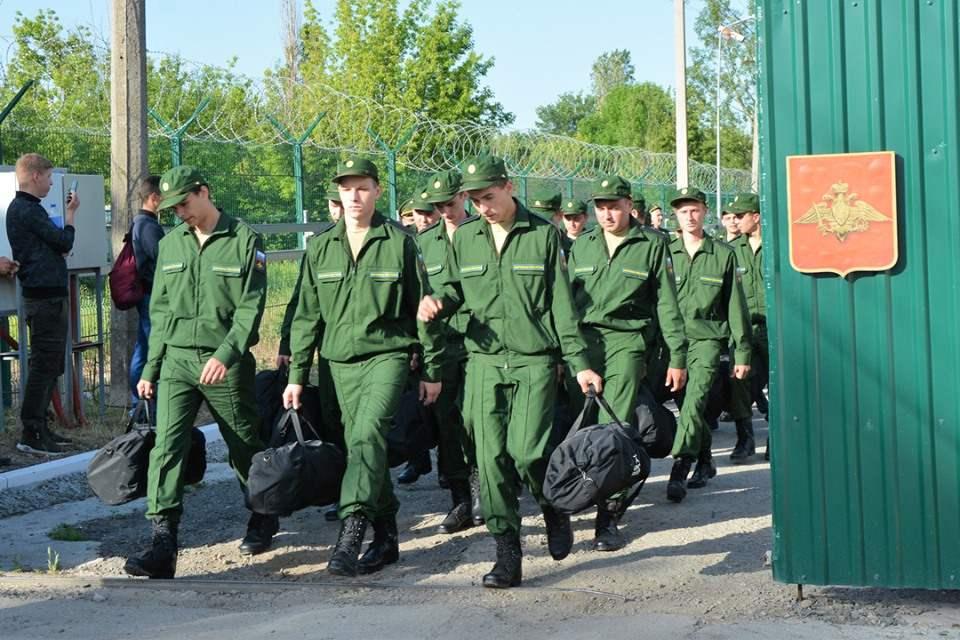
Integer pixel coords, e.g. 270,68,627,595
48,523,89,542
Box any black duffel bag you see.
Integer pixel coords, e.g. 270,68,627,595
544,386,651,515
635,384,678,459
386,387,438,468
87,403,207,506
247,408,346,516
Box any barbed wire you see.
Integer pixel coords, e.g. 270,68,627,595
0,30,752,191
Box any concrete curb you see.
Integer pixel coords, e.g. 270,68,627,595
0,423,222,492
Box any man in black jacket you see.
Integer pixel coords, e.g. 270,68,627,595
129,176,165,413
6,153,80,455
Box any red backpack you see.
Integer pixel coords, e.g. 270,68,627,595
109,232,144,310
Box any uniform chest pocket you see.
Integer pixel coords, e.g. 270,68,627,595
315,270,344,284
621,267,649,281
368,269,400,283
699,275,724,287
460,264,487,278
161,262,186,275
425,263,444,277
211,264,243,277
511,263,545,276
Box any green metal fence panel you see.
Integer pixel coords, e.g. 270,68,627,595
760,0,960,589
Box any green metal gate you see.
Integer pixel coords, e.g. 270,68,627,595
761,0,960,589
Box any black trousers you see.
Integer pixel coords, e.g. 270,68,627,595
21,297,67,435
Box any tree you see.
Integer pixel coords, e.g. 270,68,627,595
577,83,675,151
591,49,635,104
534,92,595,136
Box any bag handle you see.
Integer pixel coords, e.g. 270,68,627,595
565,384,627,441
276,407,322,445
125,400,152,433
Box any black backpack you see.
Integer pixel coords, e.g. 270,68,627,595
635,384,679,459
246,409,346,516
87,403,207,506
543,387,651,515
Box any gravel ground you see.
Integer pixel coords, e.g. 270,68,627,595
3,415,960,636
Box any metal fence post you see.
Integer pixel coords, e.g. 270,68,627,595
268,113,325,248
148,97,210,167
367,126,418,219
0,80,35,164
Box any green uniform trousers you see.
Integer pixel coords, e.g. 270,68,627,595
463,357,556,535
567,332,647,428
434,356,473,482
147,348,262,521
671,339,724,460
330,352,407,521
729,324,769,420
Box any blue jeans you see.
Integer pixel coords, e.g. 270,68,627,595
129,294,151,406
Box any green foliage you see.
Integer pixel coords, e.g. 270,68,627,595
591,49,635,104
534,92,596,137
48,523,89,542
47,546,61,573
577,83,676,151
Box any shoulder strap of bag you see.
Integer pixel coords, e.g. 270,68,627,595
125,401,152,434
277,407,322,445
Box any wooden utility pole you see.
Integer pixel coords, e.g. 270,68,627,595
674,0,689,188
109,0,148,406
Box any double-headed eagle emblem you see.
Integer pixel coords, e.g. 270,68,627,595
795,181,891,242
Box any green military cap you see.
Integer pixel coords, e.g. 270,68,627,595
528,188,562,212
727,192,760,214
325,183,342,202
669,186,708,207
333,156,380,183
423,169,463,203
561,199,588,215
398,197,416,217
412,187,435,212
158,165,207,209
591,175,632,201
648,202,663,213
460,154,509,191
632,195,646,210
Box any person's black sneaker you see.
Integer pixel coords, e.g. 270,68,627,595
593,508,625,552
666,457,693,503
718,411,734,423
16,430,64,456
238,512,279,555
687,455,717,489
46,427,75,446
541,505,573,560
397,453,431,485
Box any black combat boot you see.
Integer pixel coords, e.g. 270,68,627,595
438,480,474,534
327,513,368,577
238,512,279,555
593,507,625,552
688,451,717,489
357,515,399,575
666,457,693,503
469,467,484,526
124,517,178,579
541,505,573,560
482,532,522,588
730,418,756,464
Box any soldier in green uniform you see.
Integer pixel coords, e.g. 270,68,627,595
283,158,443,578
666,187,752,503
418,154,603,589
720,200,742,244
398,197,417,228
124,166,270,579
567,175,688,551
528,187,563,228
417,169,483,532
728,193,768,462
648,203,665,231
630,194,646,223
559,198,588,254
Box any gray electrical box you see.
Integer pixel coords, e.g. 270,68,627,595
0,170,109,312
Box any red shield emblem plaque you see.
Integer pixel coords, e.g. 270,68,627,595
786,151,898,277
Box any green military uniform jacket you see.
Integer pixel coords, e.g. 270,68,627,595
288,212,443,384
142,212,266,382
279,222,335,356
417,216,474,366
668,234,752,366
731,234,766,325
568,219,688,369
434,201,590,372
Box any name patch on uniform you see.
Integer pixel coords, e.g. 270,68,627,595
512,264,545,273
699,275,724,286
425,264,443,276
315,271,343,282
254,250,267,272
161,262,185,273
622,268,648,279
574,266,596,275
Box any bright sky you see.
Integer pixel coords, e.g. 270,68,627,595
0,0,746,130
